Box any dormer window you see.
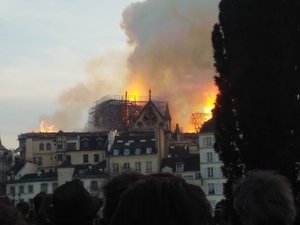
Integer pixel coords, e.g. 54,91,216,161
96,138,104,148
113,149,119,156
175,162,184,172
124,149,130,155
135,148,141,155
146,147,152,154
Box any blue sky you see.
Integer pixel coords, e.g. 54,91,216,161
0,0,219,149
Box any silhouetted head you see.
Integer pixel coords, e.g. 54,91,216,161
110,175,213,225
52,179,102,225
102,172,145,224
33,192,47,213
233,170,296,225
16,201,30,218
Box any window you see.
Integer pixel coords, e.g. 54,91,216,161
124,149,130,155
208,183,215,195
146,161,152,172
207,152,213,162
135,162,141,172
10,186,15,194
195,172,201,180
203,137,213,147
67,142,76,151
112,163,119,173
83,154,89,163
82,141,89,150
175,162,184,172
94,154,99,163
96,139,104,148
52,183,58,192
39,143,44,151
123,163,130,171
146,147,152,154
46,143,51,150
135,148,141,155
28,185,33,193
66,155,71,163
113,149,119,156
38,157,43,166
40,183,48,193
207,167,214,178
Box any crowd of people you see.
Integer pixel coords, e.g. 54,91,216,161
0,171,297,225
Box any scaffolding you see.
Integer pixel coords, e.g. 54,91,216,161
88,94,167,132
191,113,212,133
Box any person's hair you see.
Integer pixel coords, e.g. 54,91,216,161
233,170,296,225
101,172,145,224
16,201,30,218
33,192,47,213
109,175,212,225
0,201,28,225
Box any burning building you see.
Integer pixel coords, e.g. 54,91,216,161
88,91,171,132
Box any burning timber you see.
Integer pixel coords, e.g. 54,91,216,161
88,94,168,132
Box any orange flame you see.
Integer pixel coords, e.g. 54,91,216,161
202,88,218,116
39,121,57,133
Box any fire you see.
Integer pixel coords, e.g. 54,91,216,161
189,86,218,133
39,121,57,133
125,80,147,101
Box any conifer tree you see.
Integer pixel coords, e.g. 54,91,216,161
212,0,300,213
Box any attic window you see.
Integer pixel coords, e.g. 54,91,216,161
113,149,119,156
146,147,152,154
135,148,141,155
124,149,130,155
140,139,146,143
175,162,184,172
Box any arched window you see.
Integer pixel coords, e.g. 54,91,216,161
39,143,44,151
46,143,51,150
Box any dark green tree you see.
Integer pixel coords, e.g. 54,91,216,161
212,0,300,221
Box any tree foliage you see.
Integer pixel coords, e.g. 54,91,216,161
212,0,300,207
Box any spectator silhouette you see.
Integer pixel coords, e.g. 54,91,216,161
52,179,102,225
0,200,28,225
109,174,213,225
33,194,54,225
33,192,47,214
16,201,30,219
101,172,145,225
233,171,296,225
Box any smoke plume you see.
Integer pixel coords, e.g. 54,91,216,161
39,50,128,131
40,0,218,132
121,0,219,131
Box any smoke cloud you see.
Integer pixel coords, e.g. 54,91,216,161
40,50,129,131
40,0,218,132
121,0,219,131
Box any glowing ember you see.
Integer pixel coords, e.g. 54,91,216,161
39,121,57,133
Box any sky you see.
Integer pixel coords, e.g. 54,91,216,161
0,0,219,149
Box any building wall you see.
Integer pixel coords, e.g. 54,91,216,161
6,177,107,204
108,154,160,174
6,180,58,204
199,132,226,208
67,150,105,165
